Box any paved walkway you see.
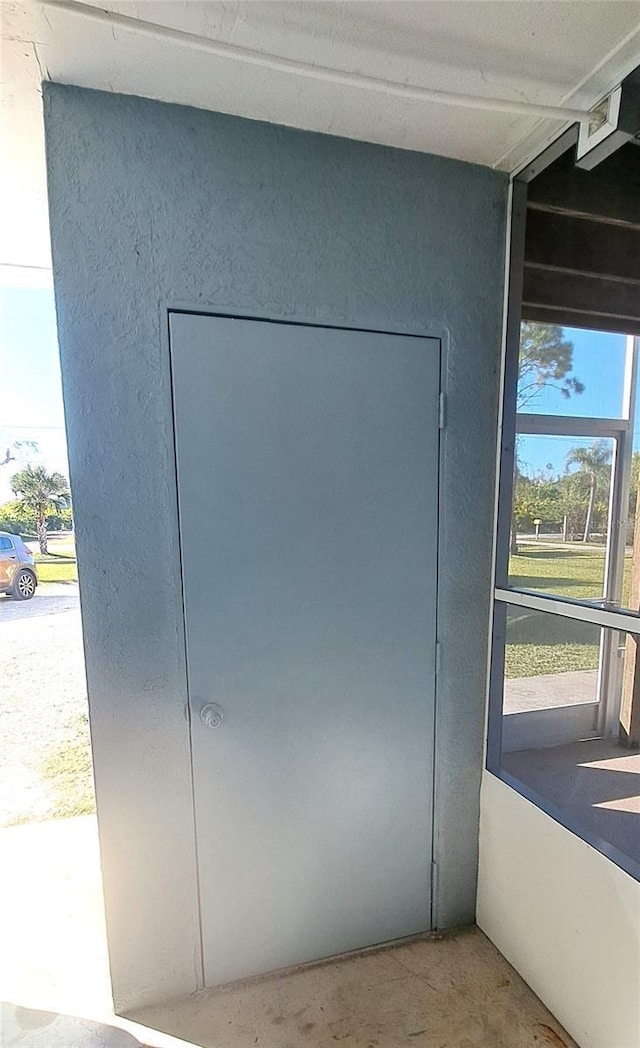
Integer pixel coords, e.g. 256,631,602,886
0,816,188,1047
504,669,598,714
0,583,91,826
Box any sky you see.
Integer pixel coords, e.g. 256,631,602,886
517,327,635,479
0,273,636,504
0,272,69,504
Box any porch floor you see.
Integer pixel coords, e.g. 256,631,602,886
0,816,577,1048
130,929,578,1048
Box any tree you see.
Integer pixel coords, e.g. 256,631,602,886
10,465,70,554
510,323,584,554
565,441,612,543
517,322,584,409
0,499,36,536
512,470,563,534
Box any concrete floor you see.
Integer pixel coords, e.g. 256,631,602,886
0,816,577,1048
130,930,578,1048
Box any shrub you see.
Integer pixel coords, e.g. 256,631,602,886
0,500,72,536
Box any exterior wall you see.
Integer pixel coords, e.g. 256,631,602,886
478,772,640,1048
43,83,508,1009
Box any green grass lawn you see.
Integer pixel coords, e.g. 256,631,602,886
506,543,629,678
45,537,76,558
34,554,78,583
39,713,95,819
33,534,78,583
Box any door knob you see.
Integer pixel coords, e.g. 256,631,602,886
200,703,224,728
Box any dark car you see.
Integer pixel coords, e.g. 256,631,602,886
0,531,38,600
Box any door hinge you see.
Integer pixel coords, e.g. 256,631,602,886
438,392,446,430
435,640,442,676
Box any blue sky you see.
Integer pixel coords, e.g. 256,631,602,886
0,279,634,502
518,327,634,478
0,278,69,503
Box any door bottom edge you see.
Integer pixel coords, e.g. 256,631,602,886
200,927,439,996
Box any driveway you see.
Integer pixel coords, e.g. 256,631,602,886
1,582,80,621
0,583,94,826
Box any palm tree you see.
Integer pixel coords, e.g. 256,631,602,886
565,441,612,543
10,465,71,554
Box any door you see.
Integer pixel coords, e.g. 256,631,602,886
170,312,440,986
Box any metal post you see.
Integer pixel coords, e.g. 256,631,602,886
599,335,638,736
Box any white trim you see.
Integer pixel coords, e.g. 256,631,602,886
515,414,628,437
577,86,622,161
495,588,640,635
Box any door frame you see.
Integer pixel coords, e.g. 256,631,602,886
164,305,445,987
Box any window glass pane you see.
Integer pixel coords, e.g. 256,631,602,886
509,435,614,599
517,323,627,418
503,605,600,715
495,603,640,873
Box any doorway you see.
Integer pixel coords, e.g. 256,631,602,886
0,264,110,1017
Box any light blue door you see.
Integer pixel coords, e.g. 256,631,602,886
170,313,440,986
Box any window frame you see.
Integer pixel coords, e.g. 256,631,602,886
486,143,640,883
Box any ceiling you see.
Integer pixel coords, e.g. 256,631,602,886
523,141,640,335
2,0,640,268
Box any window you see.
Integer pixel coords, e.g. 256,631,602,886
488,323,640,881
510,433,616,600
0,536,14,550
491,131,640,880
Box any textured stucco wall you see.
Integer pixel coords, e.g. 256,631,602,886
43,82,508,1009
